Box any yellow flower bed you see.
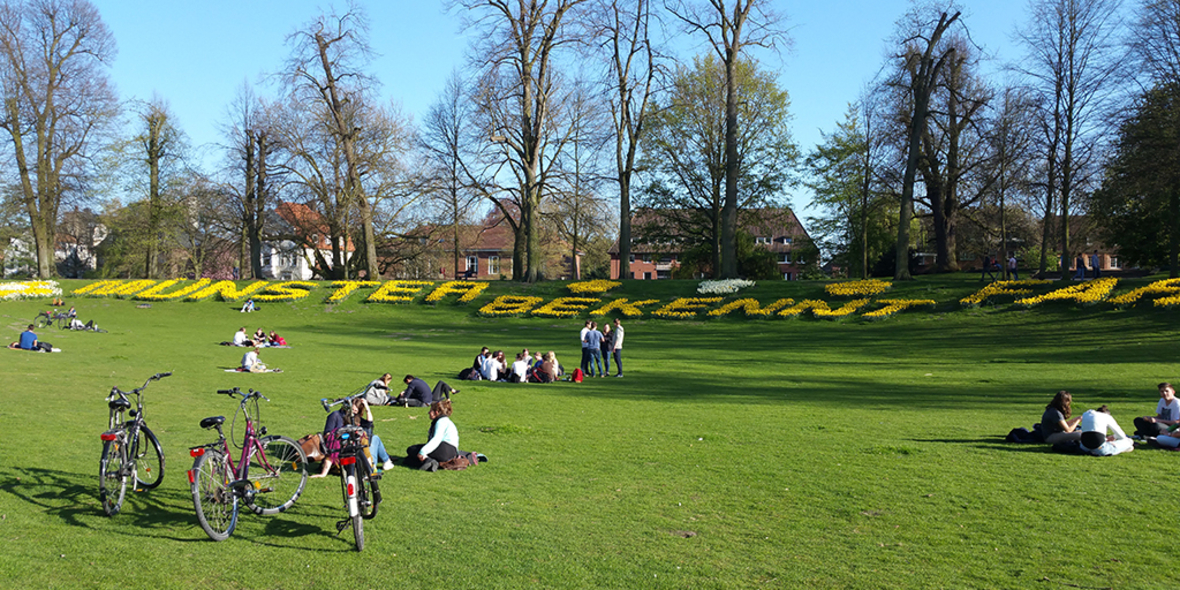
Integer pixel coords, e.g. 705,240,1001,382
825,279,892,297
133,279,212,301
327,281,380,303
589,298,660,318
1014,277,1118,308
424,281,487,304
862,299,937,320
777,299,869,319
1110,278,1180,308
651,297,723,319
568,280,621,294
706,298,795,318
960,279,1052,307
531,297,601,318
365,280,430,303
185,280,270,301
74,279,157,297
253,281,317,302
478,295,544,317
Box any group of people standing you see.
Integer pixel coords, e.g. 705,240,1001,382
1040,383,1180,455
580,318,624,378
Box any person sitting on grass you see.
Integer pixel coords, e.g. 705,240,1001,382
252,328,267,345
510,352,530,383
232,327,251,347
9,325,52,352
394,375,458,407
312,398,394,477
241,347,266,372
1078,405,1134,456
1042,390,1083,445
481,350,506,382
362,373,395,406
1133,382,1180,438
268,331,287,346
405,399,480,471
240,298,256,313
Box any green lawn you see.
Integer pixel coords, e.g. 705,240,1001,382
0,275,1175,589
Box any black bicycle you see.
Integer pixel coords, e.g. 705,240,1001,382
98,372,171,516
322,396,382,551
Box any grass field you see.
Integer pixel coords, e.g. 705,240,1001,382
0,275,1176,589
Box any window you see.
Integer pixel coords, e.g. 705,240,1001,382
643,272,652,280
262,251,272,266
780,253,791,264
1109,256,1120,269
466,256,478,272
781,237,793,245
642,254,652,263
755,236,770,244
628,254,635,263
488,256,500,274
659,256,672,264
783,272,793,281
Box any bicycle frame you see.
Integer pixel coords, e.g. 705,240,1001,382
99,372,170,460
188,389,282,495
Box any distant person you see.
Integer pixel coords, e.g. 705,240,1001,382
1078,405,1133,456
611,318,625,377
313,398,394,477
405,399,480,471
395,375,458,407
1008,254,1018,280
481,350,506,381
1134,382,1180,438
510,352,530,383
268,331,287,346
584,321,604,377
459,347,489,381
12,325,51,352
1073,254,1086,280
240,298,255,313
1042,390,1083,445
600,324,614,375
253,328,267,345
980,255,996,282
232,327,250,347
579,320,592,375
1091,250,1101,279
241,347,266,372
534,351,561,383
363,373,394,406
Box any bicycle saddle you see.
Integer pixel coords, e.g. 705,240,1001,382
108,397,132,411
199,416,226,429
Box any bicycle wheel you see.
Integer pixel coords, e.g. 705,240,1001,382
35,314,50,329
99,438,127,517
245,435,308,515
191,449,238,541
342,463,364,552
132,426,165,490
358,462,380,520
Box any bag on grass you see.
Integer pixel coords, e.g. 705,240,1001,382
458,367,481,381
297,433,325,462
439,456,470,471
572,368,584,383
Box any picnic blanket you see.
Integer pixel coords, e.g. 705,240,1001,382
223,367,283,373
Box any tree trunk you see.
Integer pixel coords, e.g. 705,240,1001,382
720,48,740,279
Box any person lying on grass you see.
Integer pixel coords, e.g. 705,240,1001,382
393,375,458,407
1078,405,1134,456
312,398,394,477
1133,382,1180,438
1042,390,1083,445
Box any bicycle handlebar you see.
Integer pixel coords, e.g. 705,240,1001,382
217,387,269,403
107,371,171,401
321,392,365,413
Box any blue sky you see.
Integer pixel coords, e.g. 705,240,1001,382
94,0,1034,210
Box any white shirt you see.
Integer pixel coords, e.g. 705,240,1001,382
612,325,624,350
580,327,590,348
512,359,529,380
1008,257,1016,270
242,350,259,370
1157,397,1180,421
1079,410,1127,440
233,331,247,346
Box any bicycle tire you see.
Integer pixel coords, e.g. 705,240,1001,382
99,438,127,517
132,426,165,490
342,463,364,552
245,435,308,515
191,449,238,541
35,314,50,329
358,461,380,520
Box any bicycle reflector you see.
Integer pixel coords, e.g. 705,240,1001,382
100,433,117,441
347,482,355,496
189,448,205,458
186,470,195,484
339,456,357,466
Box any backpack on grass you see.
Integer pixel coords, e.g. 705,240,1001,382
571,368,584,383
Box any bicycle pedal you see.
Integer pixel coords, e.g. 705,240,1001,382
334,519,349,535
368,473,382,481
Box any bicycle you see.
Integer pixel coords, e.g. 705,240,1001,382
34,310,68,330
98,372,171,516
321,396,382,551
187,387,308,541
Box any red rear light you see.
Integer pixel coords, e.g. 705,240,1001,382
347,483,355,496
100,433,117,441
339,456,356,466
186,470,195,484
189,448,205,458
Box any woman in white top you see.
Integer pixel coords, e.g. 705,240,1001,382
407,399,460,470
1078,405,1133,456
241,347,265,372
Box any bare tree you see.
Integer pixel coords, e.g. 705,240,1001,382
666,0,787,278
591,0,660,280
454,0,590,282
282,2,381,279
420,69,482,280
132,98,186,278
0,0,118,278
219,83,278,280
1016,0,1123,277
987,85,1036,279
888,9,960,280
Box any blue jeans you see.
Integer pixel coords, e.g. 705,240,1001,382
370,434,390,465
588,349,603,376
612,350,623,375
